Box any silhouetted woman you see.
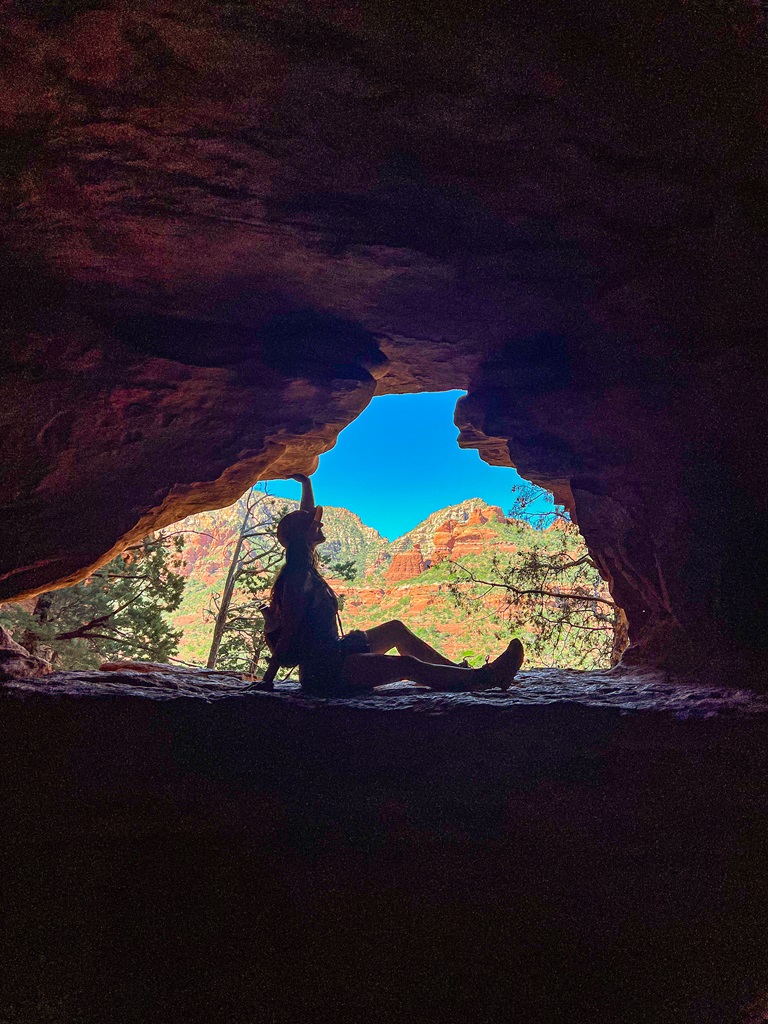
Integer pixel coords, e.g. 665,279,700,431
258,474,524,695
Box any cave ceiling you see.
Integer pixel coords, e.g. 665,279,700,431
1,0,767,670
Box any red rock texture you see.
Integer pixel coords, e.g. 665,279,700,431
431,506,512,563
385,545,427,583
451,525,499,560
1,0,767,676
336,586,387,611
431,519,458,563
368,551,391,574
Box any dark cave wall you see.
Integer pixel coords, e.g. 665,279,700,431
0,312,381,596
1,0,767,673
458,340,768,670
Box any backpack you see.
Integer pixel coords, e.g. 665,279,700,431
261,603,302,668
261,599,344,669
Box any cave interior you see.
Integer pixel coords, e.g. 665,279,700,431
2,0,767,679
2,2,768,1022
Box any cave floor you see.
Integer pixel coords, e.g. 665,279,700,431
6,662,768,716
3,667,768,1024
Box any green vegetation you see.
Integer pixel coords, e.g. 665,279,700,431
1,488,624,675
446,486,625,669
0,536,186,669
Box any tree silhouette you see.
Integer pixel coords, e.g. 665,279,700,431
205,488,286,673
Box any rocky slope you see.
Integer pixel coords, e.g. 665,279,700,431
389,498,506,557
171,494,511,584
172,493,389,584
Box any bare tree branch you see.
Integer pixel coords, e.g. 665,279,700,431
447,561,616,608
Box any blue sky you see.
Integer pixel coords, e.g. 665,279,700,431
264,390,552,540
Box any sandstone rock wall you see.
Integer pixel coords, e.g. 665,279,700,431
393,500,506,560
1,0,767,676
385,545,427,583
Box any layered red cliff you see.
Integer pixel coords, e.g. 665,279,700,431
431,507,512,564
385,545,427,583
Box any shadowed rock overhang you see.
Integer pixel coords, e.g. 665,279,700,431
1,0,767,677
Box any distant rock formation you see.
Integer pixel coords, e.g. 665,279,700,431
173,495,389,585
368,551,391,575
431,505,511,563
392,499,506,560
385,544,427,582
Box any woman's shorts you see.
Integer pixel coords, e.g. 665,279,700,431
299,630,371,696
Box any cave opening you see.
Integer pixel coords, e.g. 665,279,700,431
0,0,763,683
254,388,624,673
0,388,626,677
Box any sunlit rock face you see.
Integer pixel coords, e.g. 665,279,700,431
385,545,427,583
1,0,766,675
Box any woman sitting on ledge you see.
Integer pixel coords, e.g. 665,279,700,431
256,474,524,696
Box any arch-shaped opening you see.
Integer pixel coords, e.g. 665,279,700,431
1,319,765,685
2,389,628,676
159,391,627,677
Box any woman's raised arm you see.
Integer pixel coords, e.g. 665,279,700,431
291,474,316,512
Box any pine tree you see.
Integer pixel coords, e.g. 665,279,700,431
0,535,187,670
447,485,628,669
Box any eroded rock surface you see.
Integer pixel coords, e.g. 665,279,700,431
0,624,52,681
384,543,427,582
6,664,768,716
1,0,767,675
2,671,768,1023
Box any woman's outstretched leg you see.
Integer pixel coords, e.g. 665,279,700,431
341,654,475,692
364,620,456,667
342,639,524,693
